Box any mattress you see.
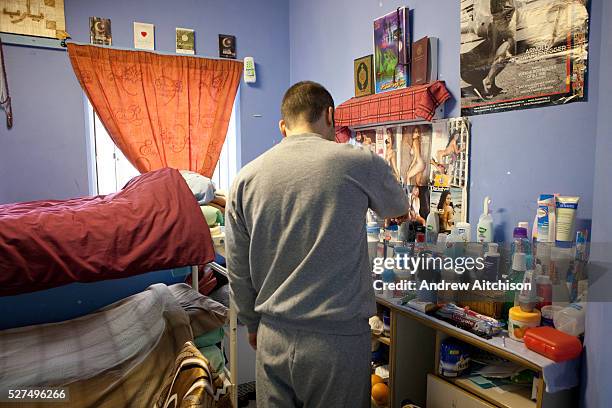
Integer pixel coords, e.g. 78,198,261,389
0,168,215,295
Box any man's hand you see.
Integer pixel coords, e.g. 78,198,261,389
387,213,411,226
248,331,257,350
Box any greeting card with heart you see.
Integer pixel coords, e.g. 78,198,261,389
134,22,155,50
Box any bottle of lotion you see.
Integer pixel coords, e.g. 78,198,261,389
477,196,493,243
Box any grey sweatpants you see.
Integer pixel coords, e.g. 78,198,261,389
255,320,371,408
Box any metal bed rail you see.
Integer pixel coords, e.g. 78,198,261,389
191,263,238,408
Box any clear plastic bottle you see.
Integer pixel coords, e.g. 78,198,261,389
511,227,532,268
367,223,379,270
504,252,526,316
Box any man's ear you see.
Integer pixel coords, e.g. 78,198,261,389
326,107,335,127
279,119,288,138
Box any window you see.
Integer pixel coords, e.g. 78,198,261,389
87,93,240,196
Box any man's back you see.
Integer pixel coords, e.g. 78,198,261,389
226,133,408,335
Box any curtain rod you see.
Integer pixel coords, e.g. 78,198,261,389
0,35,240,63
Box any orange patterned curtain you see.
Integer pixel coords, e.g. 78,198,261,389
67,43,242,177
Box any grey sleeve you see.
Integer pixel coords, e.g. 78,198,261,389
225,184,261,334
365,153,410,218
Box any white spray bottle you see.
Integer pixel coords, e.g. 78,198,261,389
425,210,439,244
477,196,493,243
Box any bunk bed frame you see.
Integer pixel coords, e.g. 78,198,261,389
192,262,238,408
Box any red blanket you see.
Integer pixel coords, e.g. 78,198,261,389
0,168,215,295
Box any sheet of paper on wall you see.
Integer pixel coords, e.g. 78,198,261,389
133,22,155,50
0,0,67,39
176,28,195,55
90,16,112,46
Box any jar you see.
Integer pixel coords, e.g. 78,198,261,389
540,305,563,327
508,306,541,342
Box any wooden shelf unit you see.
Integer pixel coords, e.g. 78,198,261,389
375,296,579,408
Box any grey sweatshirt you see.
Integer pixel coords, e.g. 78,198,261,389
225,133,409,335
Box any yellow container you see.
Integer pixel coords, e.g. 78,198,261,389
508,306,541,342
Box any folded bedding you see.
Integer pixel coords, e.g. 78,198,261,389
0,283,227,408
180,170,216,204
0,168,215,295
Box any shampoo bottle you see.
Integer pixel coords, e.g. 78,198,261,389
477,196,493,243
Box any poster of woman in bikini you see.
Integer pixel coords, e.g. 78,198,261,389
384,127,401,180
399,124,432,187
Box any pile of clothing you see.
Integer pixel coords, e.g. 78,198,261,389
180,170,227,229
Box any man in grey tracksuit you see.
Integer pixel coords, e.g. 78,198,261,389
225,81,409,408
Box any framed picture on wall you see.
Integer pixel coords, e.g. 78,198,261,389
0,0,66,39
354,55,374,97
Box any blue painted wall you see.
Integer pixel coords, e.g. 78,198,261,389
289,0,598,241
0,46,89,203
0,0,289,329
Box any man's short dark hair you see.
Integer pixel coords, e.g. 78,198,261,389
281,81,335,128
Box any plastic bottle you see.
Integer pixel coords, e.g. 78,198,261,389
505,252,527,313
435,233,447,256
445,227,465,259
367,223,380,270
519,267,539,312
477,196,493,243
381,268,395,299
518,222,530,239
483,243,501,281
386,224,399,242
554,302,586,336
512,227,533,269
536,273,553,310
550,247,572,304
456,222,471,243
426,211,439,244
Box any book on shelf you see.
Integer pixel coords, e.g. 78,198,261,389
411,36,439,85
373,6,411,93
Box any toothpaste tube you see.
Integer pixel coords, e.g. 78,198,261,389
537,194,556,243
556,196,580,246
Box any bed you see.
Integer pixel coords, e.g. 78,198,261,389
0,168,238,407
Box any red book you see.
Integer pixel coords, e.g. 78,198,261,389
411,36,429,85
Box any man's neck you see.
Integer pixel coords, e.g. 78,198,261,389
285,127,333,141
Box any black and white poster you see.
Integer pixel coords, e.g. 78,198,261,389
460,0,589,116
